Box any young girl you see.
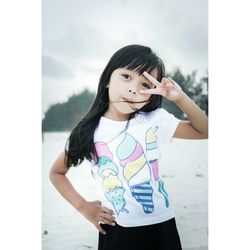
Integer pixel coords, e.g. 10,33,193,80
49,44,208,250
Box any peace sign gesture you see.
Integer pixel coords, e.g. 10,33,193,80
139,71,183,102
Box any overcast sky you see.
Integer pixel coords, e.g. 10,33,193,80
42,0,207,113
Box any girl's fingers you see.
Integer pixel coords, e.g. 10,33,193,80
168,77,176,85
139,89,160,95
161,78,174,88
95,223,106,235
143,71,161,87
99,217,116,226
101,206,114,215
100,212,116,223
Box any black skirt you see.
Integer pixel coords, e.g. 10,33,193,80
98,218,182,250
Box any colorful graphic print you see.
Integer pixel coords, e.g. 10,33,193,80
116,133,154,214
146,127,169,207
94,142,128,215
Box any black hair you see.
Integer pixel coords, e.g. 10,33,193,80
65,44,165,168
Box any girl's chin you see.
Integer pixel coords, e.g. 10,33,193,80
110,103,137,115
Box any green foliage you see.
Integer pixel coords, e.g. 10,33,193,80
162,68,208,119
42,89,95,132
42,69,208,131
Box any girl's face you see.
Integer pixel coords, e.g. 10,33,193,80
105,67,158,120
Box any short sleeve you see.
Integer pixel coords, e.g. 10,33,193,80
154,108,181,144
65,139,69,152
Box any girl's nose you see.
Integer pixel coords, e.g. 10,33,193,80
128,88,136,94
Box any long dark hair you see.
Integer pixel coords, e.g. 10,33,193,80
65,44,166,168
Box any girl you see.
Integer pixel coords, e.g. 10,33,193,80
49,44,208,250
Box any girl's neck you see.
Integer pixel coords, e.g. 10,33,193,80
103,105,136,121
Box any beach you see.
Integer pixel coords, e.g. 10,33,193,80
42,132,208,250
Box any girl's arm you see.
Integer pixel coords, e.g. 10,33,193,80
173,91,208,139
49,151,116,235
141,71,208,140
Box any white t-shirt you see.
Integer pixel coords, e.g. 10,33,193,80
92,108,180,227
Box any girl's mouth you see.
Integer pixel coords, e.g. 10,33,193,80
122,97,135,103
122,98,148,104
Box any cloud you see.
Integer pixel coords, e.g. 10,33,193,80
133,0,208,73
44,24,121,62
42,54,74,79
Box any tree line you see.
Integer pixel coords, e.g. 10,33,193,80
42,68,208,132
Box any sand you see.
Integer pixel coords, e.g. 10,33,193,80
42,132,208,250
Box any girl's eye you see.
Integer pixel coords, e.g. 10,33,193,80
141,83,152,90
121,74,131,80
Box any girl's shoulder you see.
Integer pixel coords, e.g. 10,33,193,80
136,108,181,129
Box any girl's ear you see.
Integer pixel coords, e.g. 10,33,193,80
106,83,110,88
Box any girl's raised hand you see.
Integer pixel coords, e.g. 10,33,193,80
79,200,116,235
140,71,183,102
